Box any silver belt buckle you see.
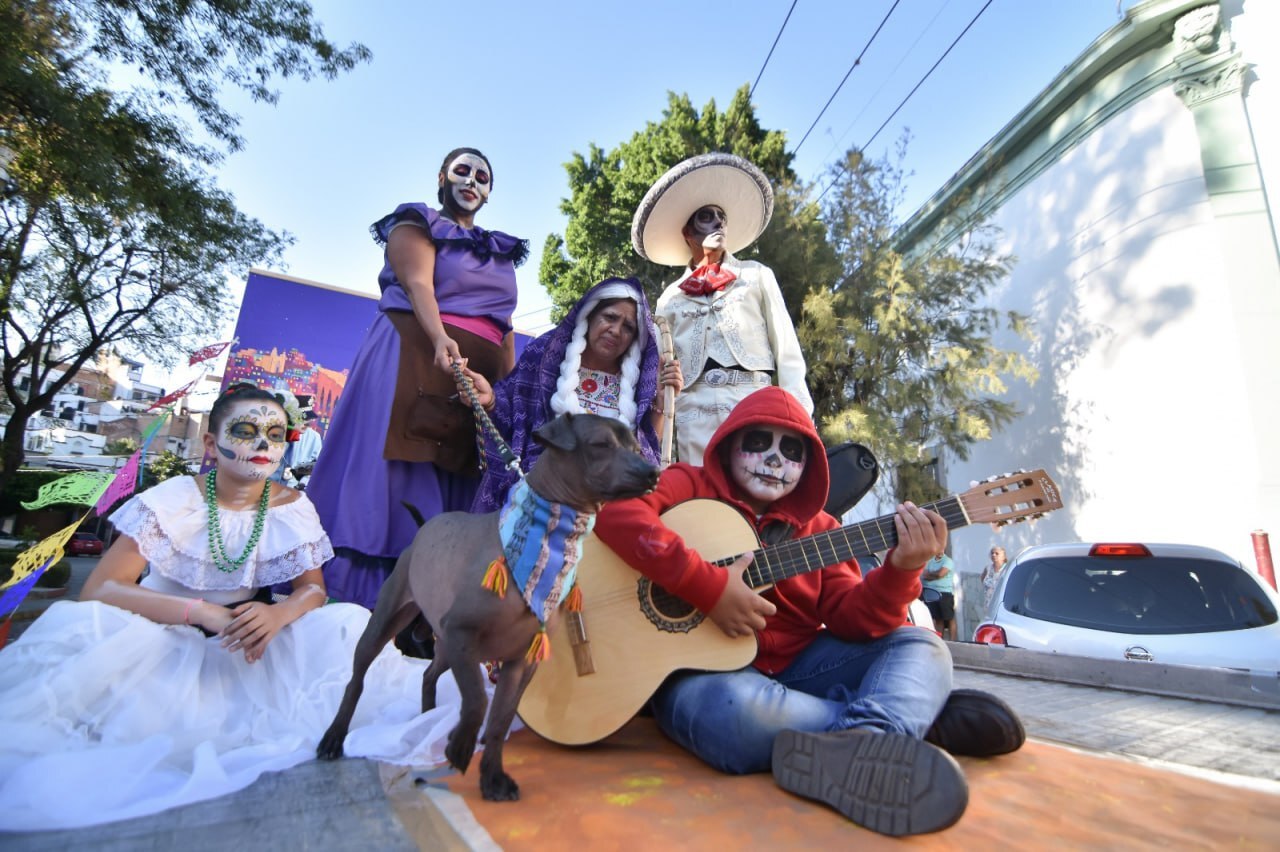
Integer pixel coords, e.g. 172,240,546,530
703,368,729,387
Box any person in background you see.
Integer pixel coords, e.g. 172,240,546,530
922,551,958,641
459,276,683,513
632,153,812,466
307,146,526,610
284,409,324,489
593,386,1024,838
982,545,1008,609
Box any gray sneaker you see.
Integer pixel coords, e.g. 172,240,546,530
771,729,968,836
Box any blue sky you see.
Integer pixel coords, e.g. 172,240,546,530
175,0,1128,380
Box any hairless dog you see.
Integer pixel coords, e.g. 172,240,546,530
317,413,660,801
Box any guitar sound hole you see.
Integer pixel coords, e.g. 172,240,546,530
636,578,705,634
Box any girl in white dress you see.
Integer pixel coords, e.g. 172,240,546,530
0,384,486,831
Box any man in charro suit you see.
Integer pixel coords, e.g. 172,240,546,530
632,153,812,466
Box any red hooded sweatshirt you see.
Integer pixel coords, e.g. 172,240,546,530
594,386,925,674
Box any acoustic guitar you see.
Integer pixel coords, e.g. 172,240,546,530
518,469,1063,746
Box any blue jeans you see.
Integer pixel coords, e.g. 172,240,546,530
650,626,952,774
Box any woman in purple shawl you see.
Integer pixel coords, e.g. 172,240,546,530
462,277,683,514
307,147,526,610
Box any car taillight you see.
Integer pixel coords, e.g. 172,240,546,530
1088,543,1152,558
973,624,1007,645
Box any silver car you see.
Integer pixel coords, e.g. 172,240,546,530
973,542,1280,673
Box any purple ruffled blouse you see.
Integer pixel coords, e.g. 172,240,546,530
370,203,527,332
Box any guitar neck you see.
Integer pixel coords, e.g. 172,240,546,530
741,496,969,588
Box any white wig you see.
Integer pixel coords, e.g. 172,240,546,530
549,281,648,427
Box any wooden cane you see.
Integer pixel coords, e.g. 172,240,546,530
656,316,676,467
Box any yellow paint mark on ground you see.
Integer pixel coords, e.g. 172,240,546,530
605,777,666,806
623,776,664,789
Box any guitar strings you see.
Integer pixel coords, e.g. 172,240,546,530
580,488,995,611
750,498,969,586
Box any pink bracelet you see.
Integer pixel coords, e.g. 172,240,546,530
183,598,203,625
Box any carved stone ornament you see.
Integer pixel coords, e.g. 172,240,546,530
1174,5,1221,53
1174,60,1246,107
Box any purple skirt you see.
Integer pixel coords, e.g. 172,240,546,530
307,310,480,609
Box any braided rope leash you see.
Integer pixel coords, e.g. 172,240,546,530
452,360,525,480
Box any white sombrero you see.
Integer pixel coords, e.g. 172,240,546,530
631,153,774,267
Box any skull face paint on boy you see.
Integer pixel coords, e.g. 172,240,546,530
729,425,807,512
444,153,491,213
212,401,288,480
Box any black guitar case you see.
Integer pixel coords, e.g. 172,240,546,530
823,441,879,519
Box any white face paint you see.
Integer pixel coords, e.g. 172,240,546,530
444,153,492,212
213,400,288,481
688,205,728,252
728,425,807,511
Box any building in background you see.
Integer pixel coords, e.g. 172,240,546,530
881,0,1277,637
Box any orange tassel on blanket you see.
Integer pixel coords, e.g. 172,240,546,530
525,628,551,664
563,585,583,612
481,557,509,597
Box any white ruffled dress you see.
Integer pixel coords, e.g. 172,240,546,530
0,476,490,831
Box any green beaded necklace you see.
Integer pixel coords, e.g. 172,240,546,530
205,468,271,573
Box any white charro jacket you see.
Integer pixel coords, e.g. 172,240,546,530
655,254,813,415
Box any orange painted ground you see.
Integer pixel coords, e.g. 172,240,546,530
444,718,1280,849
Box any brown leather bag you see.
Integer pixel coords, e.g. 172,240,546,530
383,311,504,474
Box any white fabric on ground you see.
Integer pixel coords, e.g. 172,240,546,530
0,600,502,831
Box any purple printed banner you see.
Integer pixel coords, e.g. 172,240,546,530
94,450,141,515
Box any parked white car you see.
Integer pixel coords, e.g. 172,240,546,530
973,542,1280,673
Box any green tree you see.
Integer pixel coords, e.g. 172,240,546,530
144,449,193,485
539,86,837,319
103,438,139,456
0,0,367,493
803,145,1037,503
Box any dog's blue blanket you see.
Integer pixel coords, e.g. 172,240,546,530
495,478,594,627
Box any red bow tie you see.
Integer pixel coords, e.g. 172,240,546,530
679,263,737,297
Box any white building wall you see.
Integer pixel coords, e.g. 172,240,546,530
882,1,1278,637
950,87,1259,563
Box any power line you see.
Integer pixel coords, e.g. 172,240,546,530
816,0,996,204
794,0,903,154
749,0,799,99
808,0,954,184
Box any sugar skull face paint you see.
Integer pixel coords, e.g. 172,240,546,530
687,205,728,252
729,426,807,511
444,153,491,212
214,400,288,480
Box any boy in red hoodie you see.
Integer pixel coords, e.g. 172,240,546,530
595,386,1019,836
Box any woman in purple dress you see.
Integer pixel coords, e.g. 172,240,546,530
307,147,526,610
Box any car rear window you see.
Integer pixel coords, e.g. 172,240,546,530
1003,555,1278,634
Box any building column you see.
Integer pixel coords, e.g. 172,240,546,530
1173,4,1280,520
